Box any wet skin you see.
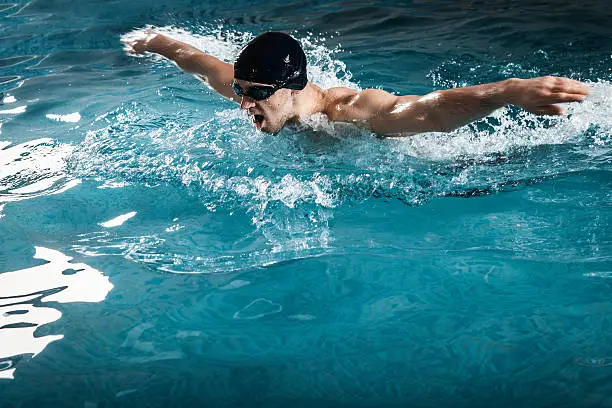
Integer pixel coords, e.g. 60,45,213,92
123,31,591,136
233,79,298,134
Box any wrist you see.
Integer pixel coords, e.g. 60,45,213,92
144,34,165,53
499,78,522,106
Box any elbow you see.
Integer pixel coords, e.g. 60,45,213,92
395,94,456,133
418,93,455,132
373,95,457,135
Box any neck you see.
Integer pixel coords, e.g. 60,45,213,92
291,83,326,120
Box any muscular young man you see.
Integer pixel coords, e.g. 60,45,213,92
123,31,589,135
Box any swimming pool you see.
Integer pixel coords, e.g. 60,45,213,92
1,0,611,406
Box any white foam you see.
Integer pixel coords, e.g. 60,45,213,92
164,223,184,232
121,26,357,90
121,25,246,63
391,80,612,161
0,138,78,204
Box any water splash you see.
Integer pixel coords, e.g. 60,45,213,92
120,25,357,90
0,139,81,213
67,26,612,274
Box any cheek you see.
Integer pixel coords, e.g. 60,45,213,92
258,92,292,123
271,93,292,113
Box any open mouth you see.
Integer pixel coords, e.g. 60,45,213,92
252,114,265,129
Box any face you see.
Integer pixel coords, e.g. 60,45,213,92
233,79,296,134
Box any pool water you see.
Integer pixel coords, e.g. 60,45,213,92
0,0,611,406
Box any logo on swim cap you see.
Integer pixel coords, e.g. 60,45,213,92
234,32,308,90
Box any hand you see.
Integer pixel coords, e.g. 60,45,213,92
505,76,589,115
122,28,159,55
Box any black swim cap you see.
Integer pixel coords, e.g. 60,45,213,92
234,32,308,90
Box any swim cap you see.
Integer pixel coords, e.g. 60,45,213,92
234,32,308,90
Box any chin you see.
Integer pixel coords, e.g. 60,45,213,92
254,116,285,134
260,124,282,134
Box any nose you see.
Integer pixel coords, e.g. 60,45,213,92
240,96,256,110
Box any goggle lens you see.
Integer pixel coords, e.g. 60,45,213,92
232,82,277,101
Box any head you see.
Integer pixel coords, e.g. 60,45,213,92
233,32,308,134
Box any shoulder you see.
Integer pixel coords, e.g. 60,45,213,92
323,87,394,105
324,87,359,100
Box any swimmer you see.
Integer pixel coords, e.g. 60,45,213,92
122,30,590,136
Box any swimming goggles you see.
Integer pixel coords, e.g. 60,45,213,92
232,82,279,101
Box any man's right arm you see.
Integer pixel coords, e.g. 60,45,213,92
123,31,238,101
326,76,589,136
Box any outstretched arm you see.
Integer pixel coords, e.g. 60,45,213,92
326,76,590,136
122,30,238,101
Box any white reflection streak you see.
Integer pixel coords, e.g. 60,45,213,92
0,247,113,380
46,112,81,123
0,105,26,114
100,211,137,228
2,95,16,103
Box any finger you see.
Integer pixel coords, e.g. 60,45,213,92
551,92,587,103
531,105,564,116
552,79,590,95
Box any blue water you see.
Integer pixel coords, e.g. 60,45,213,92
1,0,611,406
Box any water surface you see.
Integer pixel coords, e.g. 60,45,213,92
1,0,611,406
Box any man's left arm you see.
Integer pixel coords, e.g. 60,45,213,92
329,76,590,136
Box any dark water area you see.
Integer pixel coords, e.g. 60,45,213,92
2,0,611,91
0,0,611,407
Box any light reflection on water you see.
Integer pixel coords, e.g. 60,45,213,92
0,246,113,380
0,138,80,217
0,0,611,404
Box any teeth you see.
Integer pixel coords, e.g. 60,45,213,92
248,113,264,127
